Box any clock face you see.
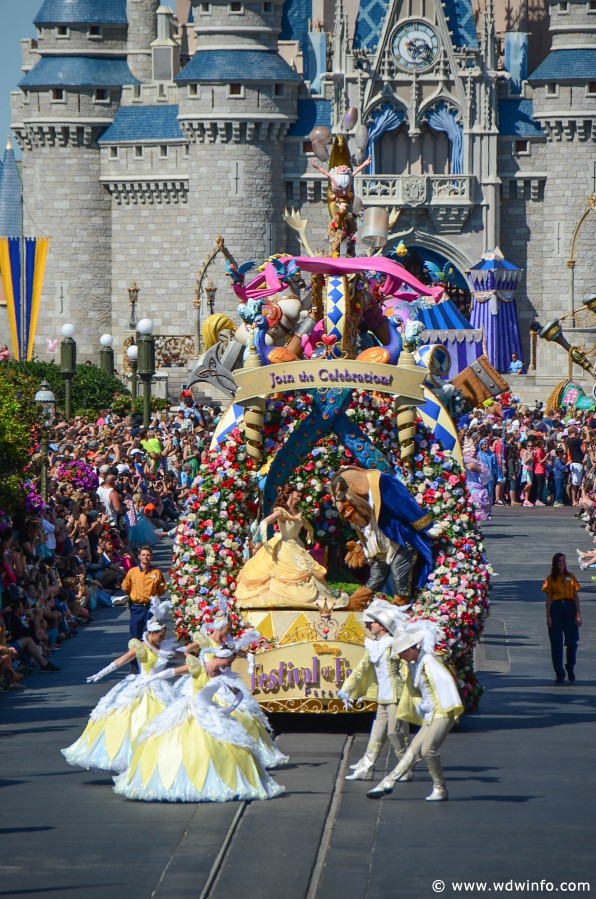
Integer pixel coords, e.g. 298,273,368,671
392,21,439,71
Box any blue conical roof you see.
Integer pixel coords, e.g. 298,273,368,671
0,143,22,238
34,0,127,26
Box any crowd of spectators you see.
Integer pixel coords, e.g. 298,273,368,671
458,398,596,512
0,394,221,691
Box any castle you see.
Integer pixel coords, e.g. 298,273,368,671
2,0,595,390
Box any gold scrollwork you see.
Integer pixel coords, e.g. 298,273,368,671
155,335,196,368
258,697,377,714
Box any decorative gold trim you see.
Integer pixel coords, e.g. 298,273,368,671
257,697,377,714
411,512,433,531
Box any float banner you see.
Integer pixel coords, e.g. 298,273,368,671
233,359,426,404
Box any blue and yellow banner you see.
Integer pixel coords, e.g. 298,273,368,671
0,237,49,361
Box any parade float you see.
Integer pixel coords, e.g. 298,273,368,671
169,109,492,713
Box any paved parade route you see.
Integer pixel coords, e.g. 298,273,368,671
1,509,595,899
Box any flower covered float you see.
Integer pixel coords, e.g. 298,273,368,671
170,394,490,711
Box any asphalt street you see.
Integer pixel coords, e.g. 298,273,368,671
1,508,595,899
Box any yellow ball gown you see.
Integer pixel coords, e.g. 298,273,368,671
235,508,334,609
61,639,176,774
113,654,285,802
174,637,288,769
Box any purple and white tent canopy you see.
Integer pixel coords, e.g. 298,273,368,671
467,247,524,373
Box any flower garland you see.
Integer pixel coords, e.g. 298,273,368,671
170,393,490,707
54,459,99,492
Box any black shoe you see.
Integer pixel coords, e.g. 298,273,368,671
555,673,565,683
566,667,576,683
41,662,61,672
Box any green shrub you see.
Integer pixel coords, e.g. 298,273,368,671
0,366,40,512
4,361,129,414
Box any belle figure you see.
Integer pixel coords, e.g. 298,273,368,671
234,484,335,610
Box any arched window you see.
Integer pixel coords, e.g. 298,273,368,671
365,102,406,175
375,124,450,175
423,102,464,175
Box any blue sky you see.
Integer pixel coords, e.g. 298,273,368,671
0,1,41,157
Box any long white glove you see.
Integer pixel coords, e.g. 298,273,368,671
87,662,117,683
147,668,177,684
246,652,255,676
220,692,244,716
337,689,353,711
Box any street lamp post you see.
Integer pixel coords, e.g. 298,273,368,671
205,278,217,315
99,333,114,376
60,323,76,422
34,380,56,503
128,281,140,330
136,318,156,429
127,344,138,401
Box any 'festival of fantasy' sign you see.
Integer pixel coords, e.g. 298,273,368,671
234,359,426,404
238,609,377,713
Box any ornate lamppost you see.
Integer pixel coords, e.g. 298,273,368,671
99,333,114,376
136,318,156,428
205,278,217,315
34,380,56,503
127,343,138,400
128,281,140,330
60,323,76,422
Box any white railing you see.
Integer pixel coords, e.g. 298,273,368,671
355,174,474,205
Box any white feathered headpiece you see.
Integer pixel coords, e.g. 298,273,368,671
150,594,172,622
201,591,231,633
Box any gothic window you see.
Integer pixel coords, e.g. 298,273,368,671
227,83,245,97
52,88,65,102
89,25,102,39
110,147,118,158
424,103,464,174
377,125,450,175
56,26,70,38
94,89,109,103
546,82,558,97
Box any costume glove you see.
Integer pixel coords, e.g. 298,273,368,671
147,668,177,683
337,689,353,711
86,662,117,683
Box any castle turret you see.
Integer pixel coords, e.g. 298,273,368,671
526,0,596,379
174,0,300,317
11,0,137,357
127,0,161,81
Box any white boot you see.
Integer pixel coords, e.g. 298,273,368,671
345,761,375,781
345,750,377,781
426,785,448,801
366,776,396,798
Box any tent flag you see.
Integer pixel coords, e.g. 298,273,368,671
0,237,49,361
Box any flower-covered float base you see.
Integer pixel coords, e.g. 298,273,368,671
170,393,490,712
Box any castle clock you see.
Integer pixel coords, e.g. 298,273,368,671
392,21,439,71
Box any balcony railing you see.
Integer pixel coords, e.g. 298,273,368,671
355,174,474,206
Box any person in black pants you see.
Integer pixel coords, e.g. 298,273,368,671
542,553,582,683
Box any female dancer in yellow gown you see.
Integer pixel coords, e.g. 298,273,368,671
62,619,177,773
113,646,284,802
176,603,288,769
235,484,335,609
